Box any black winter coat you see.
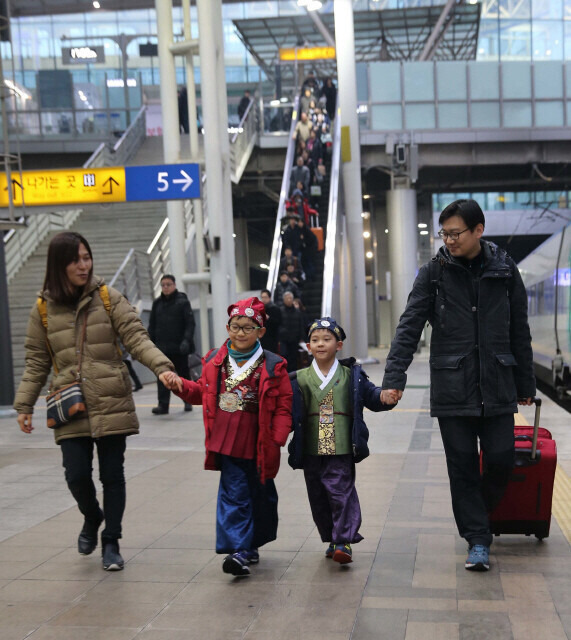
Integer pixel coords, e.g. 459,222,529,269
148,290,195,357
278,304,305,343
288,358,391,468
382,241,535,417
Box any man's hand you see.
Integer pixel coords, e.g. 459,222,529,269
517,397,534,406
18,413,34,434
380,389,403,405
160,371,183,392
180,339,190,356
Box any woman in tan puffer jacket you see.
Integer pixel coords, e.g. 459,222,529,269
14,231,174,571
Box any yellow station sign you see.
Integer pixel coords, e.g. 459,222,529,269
279,46,336,61
0,167,126,207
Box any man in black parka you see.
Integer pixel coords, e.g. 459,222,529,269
381,199,535,572
149,274,195,414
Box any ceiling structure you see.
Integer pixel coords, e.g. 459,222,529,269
234,5,481,81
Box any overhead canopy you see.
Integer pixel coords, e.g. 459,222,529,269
234,5,481,81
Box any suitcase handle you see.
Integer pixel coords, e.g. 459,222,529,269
518,397,541,460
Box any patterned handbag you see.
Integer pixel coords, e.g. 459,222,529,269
42,307,88,429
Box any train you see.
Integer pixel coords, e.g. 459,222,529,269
517,223,571,398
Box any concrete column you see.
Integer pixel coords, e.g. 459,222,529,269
333,0,368,361
233,218,249,293
182,0,199,159
387,188,418,335
197,0,236,345
155,0,186,285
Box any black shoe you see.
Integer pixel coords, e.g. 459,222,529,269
222,551,251,576
184,403,193,412
78,511,104,556
152,405,169,415
102,541,124,571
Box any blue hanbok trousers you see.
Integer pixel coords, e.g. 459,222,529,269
216,455,278,554
303,454,364,545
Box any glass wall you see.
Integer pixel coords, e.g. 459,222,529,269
364,60,569,130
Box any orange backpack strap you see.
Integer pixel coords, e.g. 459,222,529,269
37,296,58,374
99,284,123,358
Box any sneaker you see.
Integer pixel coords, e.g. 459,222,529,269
222,551,251,576
243,549,259,564
333,543,352,564
102,541,124,571
465,544,490,571
78,510,104,556
152,405,169,415
325,543,335,559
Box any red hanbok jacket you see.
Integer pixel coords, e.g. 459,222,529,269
173,342,293,483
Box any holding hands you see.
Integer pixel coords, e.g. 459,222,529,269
380,389,402,405
159,371,183,392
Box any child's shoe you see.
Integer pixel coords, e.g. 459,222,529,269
222,551,251,576
243,549,259,564
325,543,335,558
333,543,352,564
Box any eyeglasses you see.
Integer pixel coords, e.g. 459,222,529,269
228,324,260,335
438,228,470,241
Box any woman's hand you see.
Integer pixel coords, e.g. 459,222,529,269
159,371,183,392
18,414,34,434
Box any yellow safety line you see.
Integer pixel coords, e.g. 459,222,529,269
514,410,571,545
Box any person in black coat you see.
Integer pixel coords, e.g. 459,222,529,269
259,289,282,354
281,214,302,258
149,274,195,414
322,77,337,121
278,291,305,372
381,199,535,572
237,89,251,121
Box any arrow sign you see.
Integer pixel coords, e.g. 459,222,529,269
124,163,200,202
172,170,193,192
103,176,120,195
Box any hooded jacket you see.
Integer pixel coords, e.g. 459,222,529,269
288,358,392,469
14,276,173,443
173,342,292,483
382,241,535,417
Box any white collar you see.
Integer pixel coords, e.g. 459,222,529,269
312,358,339,390
227,344,264,382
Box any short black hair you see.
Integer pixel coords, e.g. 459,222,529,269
161,274,176,284
439,199,485,230
260,289,271,297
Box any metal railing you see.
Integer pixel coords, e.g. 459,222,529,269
3,107,147,283
230,98,259,184
266,96,300,295
110,173,208,308
321,112,343,318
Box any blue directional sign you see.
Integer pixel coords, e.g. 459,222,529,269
125,163,200,202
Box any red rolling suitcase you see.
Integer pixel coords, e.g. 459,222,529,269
483,398,556,540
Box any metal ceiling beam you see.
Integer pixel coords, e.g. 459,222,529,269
418,0,457,61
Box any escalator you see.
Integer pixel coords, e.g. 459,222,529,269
267,97,342,321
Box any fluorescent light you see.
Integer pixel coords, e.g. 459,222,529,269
270,99,280,106
307,0,323,10
363,231,371,239
93,1,101,8
420,230,429,235
418,223,427,228
366,251,373,259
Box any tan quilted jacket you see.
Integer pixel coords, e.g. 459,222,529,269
14,276,173,442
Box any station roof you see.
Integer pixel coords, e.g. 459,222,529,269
234,5,481,81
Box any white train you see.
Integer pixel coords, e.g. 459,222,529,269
518,223,571,398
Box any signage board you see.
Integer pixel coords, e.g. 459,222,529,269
279,46,336,61
0,163,200,208
62,45,106,65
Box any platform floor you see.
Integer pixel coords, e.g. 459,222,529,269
1,348,571,640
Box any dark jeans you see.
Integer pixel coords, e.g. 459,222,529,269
157,352,190,408
438,414,515,547
60,435,127,543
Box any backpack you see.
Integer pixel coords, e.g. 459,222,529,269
428,257,445,325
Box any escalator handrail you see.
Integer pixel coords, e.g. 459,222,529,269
266,95,300,295
321,107,341,317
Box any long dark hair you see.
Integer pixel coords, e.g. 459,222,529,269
43,231,93,304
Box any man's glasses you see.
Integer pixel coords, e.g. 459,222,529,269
438,228,470,241
228,324,260,335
